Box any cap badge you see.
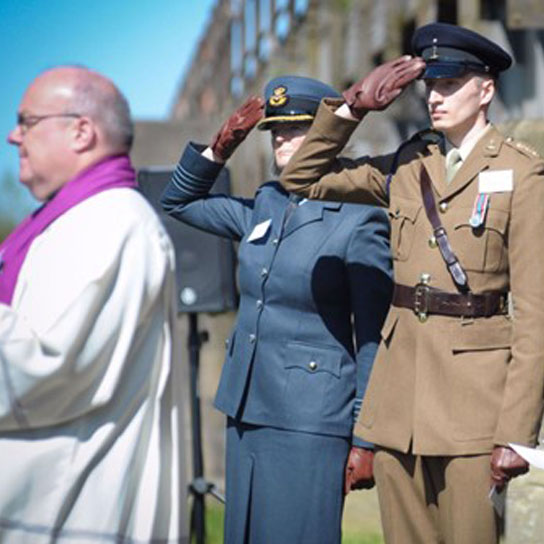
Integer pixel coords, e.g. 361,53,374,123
430,38,439,60
269,85,288,107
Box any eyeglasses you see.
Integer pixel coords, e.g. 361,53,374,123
16,112,82,134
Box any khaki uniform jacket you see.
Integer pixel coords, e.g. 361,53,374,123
280,100,544,456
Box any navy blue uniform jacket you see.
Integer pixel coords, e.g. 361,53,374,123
161,143,392,442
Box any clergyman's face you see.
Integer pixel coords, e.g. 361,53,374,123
270,122,310,171
7,75,78,201
424,73,494,138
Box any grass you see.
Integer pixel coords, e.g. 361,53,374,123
195,497,384,543
343,531,384,544
199,501,223,544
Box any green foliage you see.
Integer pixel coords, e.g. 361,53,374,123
196,502,384,544
0,222,13,243
191,501,224,544
333,0,353,12
343,531,384,544
0,168,36,230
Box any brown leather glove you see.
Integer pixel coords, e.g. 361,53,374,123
490,446,529,491
342,56,426,119
344,446,375,494
209,95,264,161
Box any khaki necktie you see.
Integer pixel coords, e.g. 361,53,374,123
445,148,463,183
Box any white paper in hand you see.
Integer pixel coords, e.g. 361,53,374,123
509,443,544,470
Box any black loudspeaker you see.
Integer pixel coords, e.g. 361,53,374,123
138,167,238,313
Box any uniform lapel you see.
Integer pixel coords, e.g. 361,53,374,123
443,126,502,200
282,199,341,239
419,142,447,197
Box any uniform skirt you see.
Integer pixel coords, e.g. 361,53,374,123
224,418,350,544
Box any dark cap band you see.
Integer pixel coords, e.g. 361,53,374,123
413,22,512,80
421,61,493,79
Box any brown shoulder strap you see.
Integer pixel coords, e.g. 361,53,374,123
420,166,470,292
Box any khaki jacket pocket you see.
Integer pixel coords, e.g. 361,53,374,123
388,199,422,261
453,208,509,273
451,317,512,352
449,318,512,442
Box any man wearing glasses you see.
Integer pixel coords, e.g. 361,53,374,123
0,67,187,542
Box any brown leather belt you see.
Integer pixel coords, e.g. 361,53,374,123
392,283,508,318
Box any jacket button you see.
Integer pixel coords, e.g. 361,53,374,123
439,202,448,213
249,334,256,344
308,361,318,371
272,238,279,245
260,267,268,278
256,299,263,309
420,273,431,285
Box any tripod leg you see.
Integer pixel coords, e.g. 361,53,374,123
188,313,206,544
190,493,206,544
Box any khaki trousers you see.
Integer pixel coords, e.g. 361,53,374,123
374,448,500,544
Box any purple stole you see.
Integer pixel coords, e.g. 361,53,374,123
0,155,137,305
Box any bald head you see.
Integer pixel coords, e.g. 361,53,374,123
36,66,134,153
8,66,134,201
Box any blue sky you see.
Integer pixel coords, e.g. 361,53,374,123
0,0,216,222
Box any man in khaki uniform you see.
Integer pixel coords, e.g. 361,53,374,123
280,22,544,544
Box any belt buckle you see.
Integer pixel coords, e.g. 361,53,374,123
414,283,430,323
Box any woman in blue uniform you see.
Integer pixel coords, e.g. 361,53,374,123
161,76,392,544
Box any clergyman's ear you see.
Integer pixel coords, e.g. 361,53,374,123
70,116,96,152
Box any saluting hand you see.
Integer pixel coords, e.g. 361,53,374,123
209,95,265,162
344,446,375,494
342,56,426,119
490,446,529,492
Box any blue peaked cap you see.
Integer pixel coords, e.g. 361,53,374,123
257,75,340,130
